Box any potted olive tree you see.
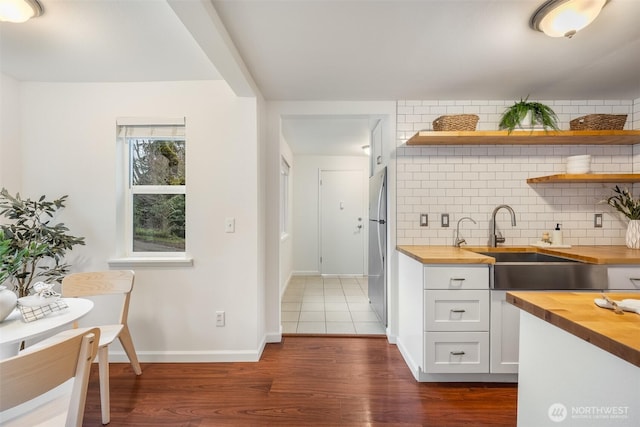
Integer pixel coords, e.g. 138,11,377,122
0,188,85,298
499,96,560,134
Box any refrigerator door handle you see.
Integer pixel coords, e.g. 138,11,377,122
375,179,385,266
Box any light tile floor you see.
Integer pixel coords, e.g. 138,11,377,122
281,275,386,335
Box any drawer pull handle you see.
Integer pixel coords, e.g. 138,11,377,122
630,278,640,287
450,309,466,313
450,277,466,281
450,351,466,356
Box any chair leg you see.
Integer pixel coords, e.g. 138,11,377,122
98,346,111,425
118,325,142,375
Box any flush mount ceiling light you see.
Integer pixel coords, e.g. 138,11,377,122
530,0,608,38
0,0,43,23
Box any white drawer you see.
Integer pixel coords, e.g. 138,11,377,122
424,290,489,332
424,332,489,374
424,265,489,290
608,266,640,290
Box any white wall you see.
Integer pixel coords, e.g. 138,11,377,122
396,99,638,246
7,80,264,361
0,74,22,191
292,155,369,275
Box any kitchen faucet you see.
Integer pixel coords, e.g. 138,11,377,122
454,216,476,247
490,205,516,247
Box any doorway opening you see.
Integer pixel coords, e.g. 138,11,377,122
278,113,389,335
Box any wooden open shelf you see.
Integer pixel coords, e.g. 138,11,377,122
526,174,640,184
406,130,640,145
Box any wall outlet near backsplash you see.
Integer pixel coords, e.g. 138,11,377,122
594,214,603,228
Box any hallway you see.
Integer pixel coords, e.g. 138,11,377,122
281,275,385,335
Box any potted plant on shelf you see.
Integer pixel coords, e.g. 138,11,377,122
606,185,640,249
0,188,85,298
499,96,560,134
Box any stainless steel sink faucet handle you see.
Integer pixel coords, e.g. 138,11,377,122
490,205,516,247
454,216,477,247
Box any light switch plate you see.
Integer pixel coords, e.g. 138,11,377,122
420,213,428,227
441,213,449,228
225,217,235,233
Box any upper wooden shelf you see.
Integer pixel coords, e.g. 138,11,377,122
527,173,640,184
406,130,640,145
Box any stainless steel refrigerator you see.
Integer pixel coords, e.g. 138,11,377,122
368,167,387,326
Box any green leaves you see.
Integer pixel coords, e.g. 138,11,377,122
499,96,560,134
0,188,85,297
607,186,640,220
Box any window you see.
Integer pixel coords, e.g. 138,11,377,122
280,157,290,237
116,118,186,257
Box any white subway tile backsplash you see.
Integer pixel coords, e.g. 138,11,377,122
396,98,640,246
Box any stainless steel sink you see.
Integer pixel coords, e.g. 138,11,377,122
475,251,607,290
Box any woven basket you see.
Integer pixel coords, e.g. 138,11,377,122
569,114,627,131
432,114,479,131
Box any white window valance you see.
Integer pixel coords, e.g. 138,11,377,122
116,117,186,138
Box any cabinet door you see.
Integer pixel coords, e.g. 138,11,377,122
490,290,520,374
424,332,489,374
424,290,489,332
424,265,489,290
607,266,640,290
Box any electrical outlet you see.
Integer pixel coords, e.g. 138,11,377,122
420,213,428,227
441,213,449,228
594,213,603,228
216,311,225,327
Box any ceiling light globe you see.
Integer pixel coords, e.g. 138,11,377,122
0,0,43,23
531,0,607,38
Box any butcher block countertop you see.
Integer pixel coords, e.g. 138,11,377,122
396,245,495,264
507,291,640,368
396,245,640,265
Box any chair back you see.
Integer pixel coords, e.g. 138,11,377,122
62,270,135,325
0,327,100,427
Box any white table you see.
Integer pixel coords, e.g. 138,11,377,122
0,298,93,359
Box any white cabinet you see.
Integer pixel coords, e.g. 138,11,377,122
424,265,489,289
424,290,489,332
425,332,489,373
423,265,489,374
608,266,640,290
397,253,516,382
490,290,520,374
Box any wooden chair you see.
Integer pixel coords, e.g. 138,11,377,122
0,327,100,427
62,270,142,425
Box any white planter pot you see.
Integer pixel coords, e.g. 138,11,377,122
0,285,17,322
626,220,640,249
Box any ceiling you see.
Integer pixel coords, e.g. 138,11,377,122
0,1,219,82
211,0,640,101
1,0,640,156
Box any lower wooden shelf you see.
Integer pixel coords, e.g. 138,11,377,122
526,173,640,183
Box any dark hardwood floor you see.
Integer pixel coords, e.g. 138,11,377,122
83,336,517,426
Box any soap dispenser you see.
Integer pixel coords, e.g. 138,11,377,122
552,223,563,246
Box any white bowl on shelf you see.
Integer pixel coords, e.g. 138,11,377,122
566,155,591,174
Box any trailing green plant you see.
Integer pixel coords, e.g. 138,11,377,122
499,96,560,134
0,188,85,298
606,185,640,220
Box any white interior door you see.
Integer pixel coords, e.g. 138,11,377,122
320,169,365,275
